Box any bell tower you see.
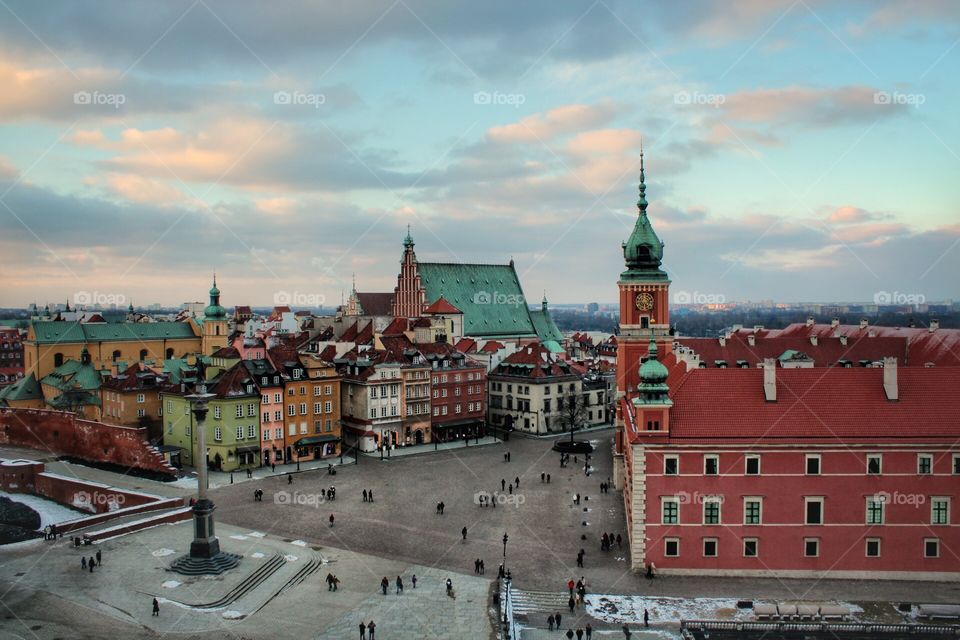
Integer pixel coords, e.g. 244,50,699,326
201,275,228,355
616,146,672,410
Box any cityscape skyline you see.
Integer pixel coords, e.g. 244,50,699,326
0,1,957,307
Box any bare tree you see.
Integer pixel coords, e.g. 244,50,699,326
557,389,587,441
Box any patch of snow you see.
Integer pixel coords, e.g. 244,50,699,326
0,491,85,527
152,548,176,557
222,610,245,619
230,535,248,540
247,531,265,538
284,554,298,562
290,539,307,546
161,580,181,589
250,552,265,559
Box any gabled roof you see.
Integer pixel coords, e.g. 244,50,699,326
211,346,240,359
0,373,42,402
529,308,564,343
382,317,409,336
456,338,477,353
479,340,505,353
318,345,338,362
340,321,360,342
101,362,166,392
424,297,462,314
492,342,577,379
355,321,374,345
776,322,960,367
417,262,535,338
208,362,258,398
29,320,197,344
356,292,394,316
41,359,103,392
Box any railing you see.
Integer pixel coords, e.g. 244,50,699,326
681,620,960,635
499,579,517,640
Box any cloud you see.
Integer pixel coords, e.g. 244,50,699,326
718,85,909,128
488,102,618,144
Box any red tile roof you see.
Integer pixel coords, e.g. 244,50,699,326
479,340,505,353
493,342,578,379
424,297,462,314
356,292,394,316
456,338,477,353
777,323,960,367
656,366,960,443
339,321,360,342
318,345,338,362
382,317,410,336
676,334,907,368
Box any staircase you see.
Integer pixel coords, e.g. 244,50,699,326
165,552,286,609
510,588,572,620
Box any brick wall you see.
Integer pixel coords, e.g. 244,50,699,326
0,408,176,477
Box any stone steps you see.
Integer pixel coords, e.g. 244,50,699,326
166,552,286,608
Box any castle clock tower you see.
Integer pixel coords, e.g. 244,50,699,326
616,148,672,414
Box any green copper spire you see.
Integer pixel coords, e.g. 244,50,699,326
404,224,414,249
635,339,672,405
621,143,668,282
204,273,226,319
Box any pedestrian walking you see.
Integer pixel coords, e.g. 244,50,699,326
152,597,160,616
567,579,575,596
436,501,442,514
548,614,555,631
514,476,520,487
616,534,622,549
547,473,551,483
396,575,403,594
368,489,373,502
446,578,453,596
287,474,292,484
380,576,389,595
367,620,376,639
327,573,334,590
271,462,275,472
479,560,485,574
622,624,632,638
329,513,335,527
566,629,574,640
461,526,467,541
576,629,584,640
508,484,513,495
568,596,575,612
501,478,505,491
43,525,50,540
586,623,593,639
474,558,480,574
89,556,95,572
643,609,649,627
82,557,87,570
555,612,562,628
96,550,101,565
507,451,511,462
332,575,340,591
411,574,417,589
363,489,368,502
359,621,366,639
541,472,545,483
439,501,445,514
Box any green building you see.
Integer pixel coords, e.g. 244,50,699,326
161,362,260,471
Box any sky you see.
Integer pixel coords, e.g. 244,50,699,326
0,0,957,309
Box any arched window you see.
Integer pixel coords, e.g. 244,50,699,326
112,350,121,362
53,352,64,367
139,349,148,361
165,348,174,360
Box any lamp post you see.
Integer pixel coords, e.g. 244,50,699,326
171,388,240,575
502,532,510,627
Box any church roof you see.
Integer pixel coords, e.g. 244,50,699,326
529,308,564,343
424,297,462,315
0,373,42,402
29,321,197,344
356,292,394,316
418,262,535,338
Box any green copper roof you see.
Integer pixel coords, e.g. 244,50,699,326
30,321,197,344
418,262,537,338
635,340,672,406
0,373,42,402
541,339,565,354
205,275,227,319
621,150,669,282
41,359,104,392
530,308,564,343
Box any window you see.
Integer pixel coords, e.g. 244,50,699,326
703,538,718,557
646,420,660,431
137,408,145,418
866,454,882,475
743,538,758,557
932,498,950,525
275,428,282,439
918,454,933,475
235,426,243,439
300,422,307,435
661,497,679,524
745,455,760,475
924,538,940,558
314,386,321,396
866,497,884,525
865,538,881,557
804,538,820,557
324,385,332,395
805,497,823,525
274,411,282,421
248,425,255,438
235,405,243,418
214,427,222,441
703,499,721,525
954,455,960,475
262,394,269,405
247,403,256,417
325,420,332,432
455,404,462,414
288,423,296,436
214,406,222,420
324,401,332,413
315,421,322,434
704,455,719,475
167,400,173,412
664,538,679,557
263,412,270,423
167,422,173,435
442,406,448,416
314,403,322,414
664,456,678,475
299,403,307,415
136,393,145,403
263,430,270,441
743,498,762,525
433,407,439,416
441,389,447,398
288,405,295,416
274,392,282,403
805,454,821,475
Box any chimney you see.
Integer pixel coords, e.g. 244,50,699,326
718,337,726,347
806,316,815,327
831,318,840,328
929,319,940,332
883,356,898,401
747,334,756,347
809,336,818,346
839,335,848,346
763,358,777,402
859,318,868,329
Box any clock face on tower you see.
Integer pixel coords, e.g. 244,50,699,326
635,292,655,312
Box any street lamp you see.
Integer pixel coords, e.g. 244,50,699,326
170,389,240,575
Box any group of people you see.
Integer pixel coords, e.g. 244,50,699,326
547,615,593,639
598,481,612,494
325,573,341,591
253,488,264,501
565,577,588,610
361,489,374,502
379,574,417,595
80,549,102,573
473,558,485,574
357,619,376,639
42,524,61,540
600,532,622,551
435,501,446,514
539,472,552,483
